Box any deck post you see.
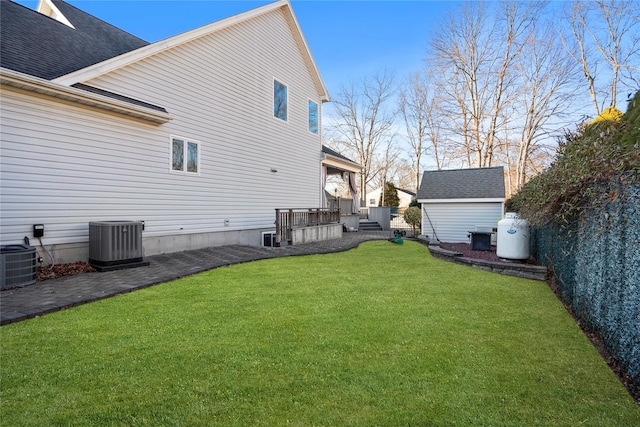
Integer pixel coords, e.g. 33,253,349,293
275,209,281,247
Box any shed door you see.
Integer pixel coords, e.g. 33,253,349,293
421,203,502,243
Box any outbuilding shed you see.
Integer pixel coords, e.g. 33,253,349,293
417,167,506,243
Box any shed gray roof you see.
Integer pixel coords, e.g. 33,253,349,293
1,0,149,80
417,167,505,200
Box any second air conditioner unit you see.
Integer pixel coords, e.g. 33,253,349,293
89,221,149,271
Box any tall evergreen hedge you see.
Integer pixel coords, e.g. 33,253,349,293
509,92,640,394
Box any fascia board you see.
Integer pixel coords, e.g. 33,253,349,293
417,198,505,204
322,155,363,173
1,68,172,124
280,1,330,102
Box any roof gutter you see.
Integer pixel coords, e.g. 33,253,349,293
417,198,506,203
0,68,172,124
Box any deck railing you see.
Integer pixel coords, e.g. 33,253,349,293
275,208,340,246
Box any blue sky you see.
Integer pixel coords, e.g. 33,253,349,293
14,0,459,99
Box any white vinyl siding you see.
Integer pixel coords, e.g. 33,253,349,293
0,7,322,249
421,202,503,243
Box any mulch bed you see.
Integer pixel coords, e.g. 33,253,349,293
438,241,538,264
438,242,503,262
37,261,96,282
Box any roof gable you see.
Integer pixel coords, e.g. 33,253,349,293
0,0,149,80
417,167,505,200
49,0,329,101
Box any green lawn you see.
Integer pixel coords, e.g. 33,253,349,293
1,241,638,426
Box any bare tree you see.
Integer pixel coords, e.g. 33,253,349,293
514,23,578,189
562,0,640,114
429,1,493,168
399,71,430,193
390,159,417,192
371,140,401,193
427,1,540,169
483,0,542,166
329,70,397,206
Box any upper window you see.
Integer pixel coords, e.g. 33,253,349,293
171,136,199,175
308,100,319,134
274,80,288,122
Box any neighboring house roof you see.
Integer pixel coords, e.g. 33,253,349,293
366,187,415,199
365,186,415,207
417,167,505,200
398,188,416,197
0,0,149,80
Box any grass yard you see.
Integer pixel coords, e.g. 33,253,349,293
1,241,638,426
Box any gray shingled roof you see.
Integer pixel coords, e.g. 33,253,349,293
322,145,358,164
417,167,505,200
1,0,149,80
72,83,167,113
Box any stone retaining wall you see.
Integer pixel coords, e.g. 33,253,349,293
422,239,548,281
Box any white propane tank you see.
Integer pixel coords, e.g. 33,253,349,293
497,212,530,260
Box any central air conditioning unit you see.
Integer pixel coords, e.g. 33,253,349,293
262,231,277,247
89,221,149,271
1,244,37,290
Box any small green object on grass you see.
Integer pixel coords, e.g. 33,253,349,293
390,233,403,244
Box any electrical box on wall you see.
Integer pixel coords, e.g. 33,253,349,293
33,224,44,238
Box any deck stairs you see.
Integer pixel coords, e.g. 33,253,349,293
359,220,382,231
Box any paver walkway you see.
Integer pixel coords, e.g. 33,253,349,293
1,232,390,326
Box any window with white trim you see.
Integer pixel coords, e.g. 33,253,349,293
274,79,288,121
171,136,200,174
308,100,319,134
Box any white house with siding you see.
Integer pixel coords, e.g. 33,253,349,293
365,187,416,209
0,0,333,263
417,167,506,243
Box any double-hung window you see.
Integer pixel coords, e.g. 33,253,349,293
273,79,288,122
171,136,200,175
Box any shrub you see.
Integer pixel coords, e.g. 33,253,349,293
507,92,640,225
591,106,623,124
403,206,421,235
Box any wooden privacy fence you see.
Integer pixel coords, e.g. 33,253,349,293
275,208,340,246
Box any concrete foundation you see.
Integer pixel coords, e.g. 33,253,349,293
32,228,272,265
290,224,342,245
